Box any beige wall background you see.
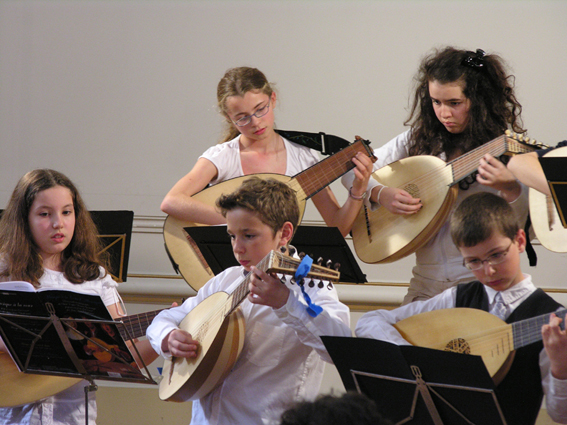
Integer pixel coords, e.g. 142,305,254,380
1,1,567,424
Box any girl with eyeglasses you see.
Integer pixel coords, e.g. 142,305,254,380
343,46,529,304
161,67,373,237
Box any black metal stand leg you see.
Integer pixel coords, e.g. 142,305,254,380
84,382,98,425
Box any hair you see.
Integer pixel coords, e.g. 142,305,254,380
279,392,393,425
450,192,520,248
405,46,525,159
216,66,276,143
216,177,299,235
0,169,108,287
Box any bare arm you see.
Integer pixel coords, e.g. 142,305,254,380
160,158,227,225
507,152,551,196
477,154,523,201
311,153,373,236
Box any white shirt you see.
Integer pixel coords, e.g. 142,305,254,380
0,268,120,425
200,135,321,184
146,265,351,425
355,275,567,423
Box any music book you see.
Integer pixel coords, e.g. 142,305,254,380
0,281,149,383
539,155,567,227
322,336,507,425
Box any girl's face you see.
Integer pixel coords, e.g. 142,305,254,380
429,80,471,134
224,90,276,144
28,185,75,270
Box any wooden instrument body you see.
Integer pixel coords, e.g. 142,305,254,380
352,155,457,263
394,308,515,384
163,174,304,291
529,146,567,253
158,291,246,402
163,138,375,291
0,351,81,407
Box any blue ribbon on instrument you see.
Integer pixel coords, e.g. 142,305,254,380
294,255,323,318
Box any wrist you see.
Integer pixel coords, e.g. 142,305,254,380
374,185,387,207
348,186,367,201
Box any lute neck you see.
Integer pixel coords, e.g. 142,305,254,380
294,139,373,199
512,308,567,349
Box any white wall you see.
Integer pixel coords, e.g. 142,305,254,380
2,0,567,291
2,2,567,423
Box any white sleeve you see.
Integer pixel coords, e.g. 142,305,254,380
355,287,456,344
273,278,351,363
541,336,567,422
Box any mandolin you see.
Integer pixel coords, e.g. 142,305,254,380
351,131,543,264
0,309,161,408
529,146,567,253
158,250,340,402
394,307,564,385
163,137,375,292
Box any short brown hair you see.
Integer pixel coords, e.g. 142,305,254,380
450,192,519,248
216,177,299,235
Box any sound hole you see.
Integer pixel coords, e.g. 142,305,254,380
445,338,471,354
404,183,420,199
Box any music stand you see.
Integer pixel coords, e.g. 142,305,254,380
322,336,507,425
0,282,155,425
184,225,367,283
539,156,567,227
89,210,134,282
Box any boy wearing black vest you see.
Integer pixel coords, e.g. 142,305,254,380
356,192,567,424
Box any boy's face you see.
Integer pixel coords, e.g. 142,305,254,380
226,208,286,272
458,229,526,292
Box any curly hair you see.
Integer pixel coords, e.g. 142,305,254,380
0,169,108,287
216,66,276,143
216,177,299,236
405,46,525,159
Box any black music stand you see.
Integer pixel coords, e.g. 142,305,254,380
184,225,367,283
89,210,134,282
539,156,567,228
322,336,507,425
0,284,155,425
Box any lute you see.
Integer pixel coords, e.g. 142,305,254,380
352,131,543,264
394,307,564,385
529,146,567,253
163,137,374,291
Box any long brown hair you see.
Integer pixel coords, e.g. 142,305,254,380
405,47,525,159
216,67,275,143
0,169,108,287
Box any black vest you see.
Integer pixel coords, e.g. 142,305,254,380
456,281,562,425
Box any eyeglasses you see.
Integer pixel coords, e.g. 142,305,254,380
232,102,270,127
463,241,513,271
